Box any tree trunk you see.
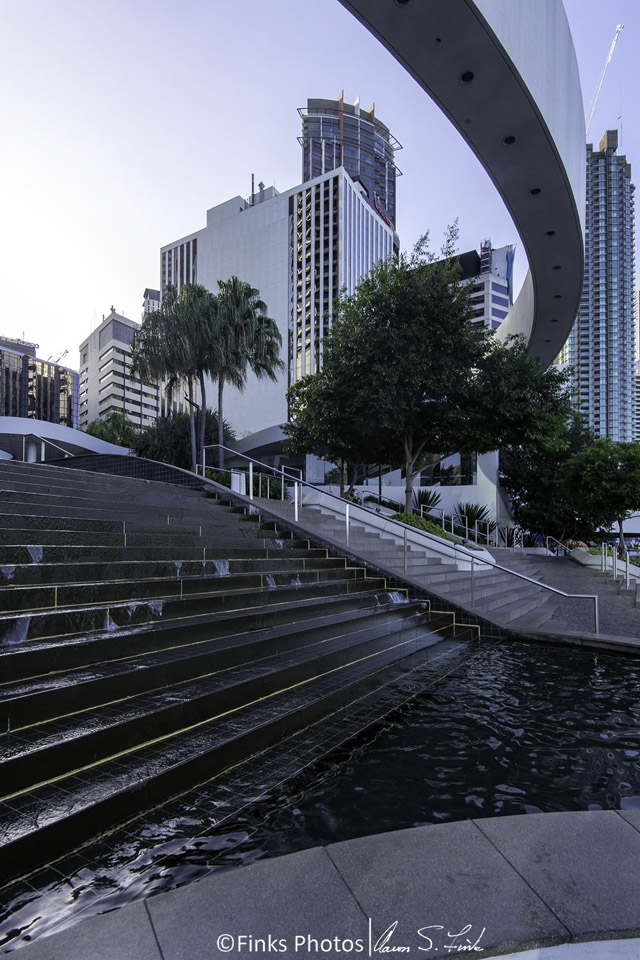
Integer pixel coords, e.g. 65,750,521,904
187,379,197,473
198,370,207,473
346,462,362,500
619,516,627,557
217,376,225,470
404,434,415,514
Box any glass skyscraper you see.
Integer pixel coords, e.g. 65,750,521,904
299,94,401,230
568,130,636,442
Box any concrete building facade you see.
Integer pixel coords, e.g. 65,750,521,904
78,311,159,431
458,240,515,332
567,130,636,442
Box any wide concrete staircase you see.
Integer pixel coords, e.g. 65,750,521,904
0,459,475,883
255,499,554,631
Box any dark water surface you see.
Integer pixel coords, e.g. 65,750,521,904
3,638,640,950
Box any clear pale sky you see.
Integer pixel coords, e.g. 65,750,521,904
0,0,637,366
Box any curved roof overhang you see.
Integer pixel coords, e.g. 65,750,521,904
338,0,585,365
0,417,131,460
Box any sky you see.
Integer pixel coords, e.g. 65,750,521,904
0,0,638,367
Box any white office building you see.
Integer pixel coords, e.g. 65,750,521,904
461,239,515,331
142,288,160,319
160,167,396,437
78,310,160,431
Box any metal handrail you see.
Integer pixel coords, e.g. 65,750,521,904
458,544,599,633
546,535,569,556
421,505,520,551
22,433,71,461
202,444,301,499
201,448,600,633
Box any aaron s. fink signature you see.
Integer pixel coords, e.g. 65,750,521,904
370,919,486,953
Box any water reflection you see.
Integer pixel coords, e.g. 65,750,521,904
2,640,640,950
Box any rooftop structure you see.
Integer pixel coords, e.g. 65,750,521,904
299,93,401,229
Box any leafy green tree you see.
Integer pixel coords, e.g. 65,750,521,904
285,365,375,497
500,414,598,543
286,232,573,512
214,277,284,468
85,413,138,448
132,410,235,472
561,439,640,555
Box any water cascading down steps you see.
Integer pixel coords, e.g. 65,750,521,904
0,459,476,882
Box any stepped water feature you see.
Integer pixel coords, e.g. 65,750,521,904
0,458,477,887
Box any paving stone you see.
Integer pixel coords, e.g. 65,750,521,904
476,811,640,939
147,846,367,960
17,900,161,959
326,820,567,956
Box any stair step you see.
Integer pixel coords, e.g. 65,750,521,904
0,555,348,587
0,606,433,728
0,624,465,883
0,567,368,613
0,608,441,793
0,577,389,644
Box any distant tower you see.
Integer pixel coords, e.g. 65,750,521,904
299,93,401,229
568,130,636,442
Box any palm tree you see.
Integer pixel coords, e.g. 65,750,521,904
214,277,284,468
131,284,218,472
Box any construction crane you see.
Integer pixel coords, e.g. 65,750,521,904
46,349,69,364
585,24,624,137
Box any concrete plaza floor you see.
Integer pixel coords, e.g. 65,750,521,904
15,810,640,959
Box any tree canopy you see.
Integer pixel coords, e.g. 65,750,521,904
214,277,283,467
132,410,235,472
286,233,573,512
500,414,600,543
85,413,138,448
131,279,283,472
561,439,640,554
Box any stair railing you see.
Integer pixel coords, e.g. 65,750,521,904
200,446,600,633
546,535,570,557
421,506,523,551
21,433,72,462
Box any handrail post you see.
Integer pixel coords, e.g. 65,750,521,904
249,461,253,501
594,595,599,634
281,468,285,501
404,528,408,574
470,557,475,604
345,502,350,546
626,552,630,591
465,516,469,540
601,541,605,574
294,482,299,522
475,520,478,545
613,547,617,581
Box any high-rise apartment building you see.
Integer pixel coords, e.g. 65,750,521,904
0,336,79,428
160,98,398,438
457,240,515,331
299,94,401,230
567,130,636,442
